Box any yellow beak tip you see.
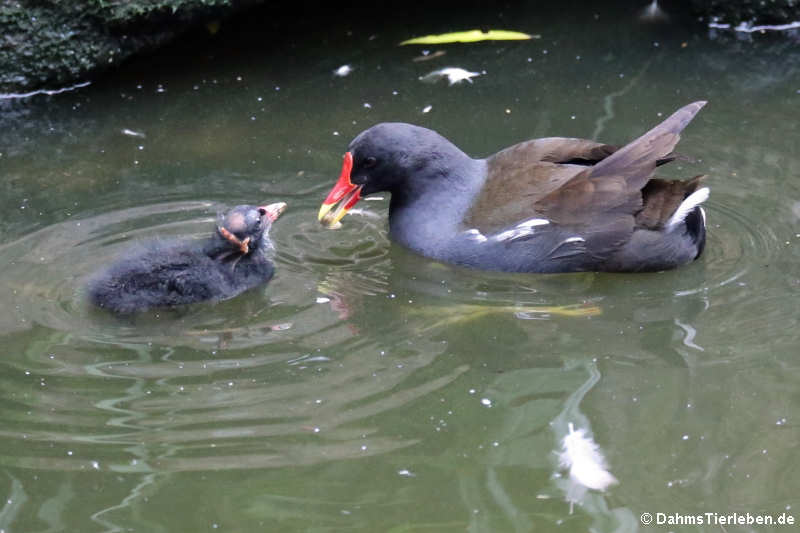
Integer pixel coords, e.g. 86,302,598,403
318,204,333,222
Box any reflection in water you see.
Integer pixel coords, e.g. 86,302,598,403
548,363,637,532
0,475,27,530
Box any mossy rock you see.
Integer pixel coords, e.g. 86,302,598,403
0,0,261,93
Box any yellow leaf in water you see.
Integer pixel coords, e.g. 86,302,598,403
400,29,537,45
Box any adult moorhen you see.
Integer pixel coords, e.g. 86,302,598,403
318,101,709,273
88,202,286,313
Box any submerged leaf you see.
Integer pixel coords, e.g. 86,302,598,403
400,29,537,45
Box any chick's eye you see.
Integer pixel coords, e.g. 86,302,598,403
258,207,267,216
363,156,377,168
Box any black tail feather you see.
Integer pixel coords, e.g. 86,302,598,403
684,206,706,259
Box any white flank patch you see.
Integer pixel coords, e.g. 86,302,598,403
419,67,481,86
563,237,585,243
494,228,531,242
493,218,549,242
666,187,710,231
517,218,550,228
558,423,618,492
464,229,487,242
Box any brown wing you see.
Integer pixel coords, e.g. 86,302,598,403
465,101,706,258
536,101,707,223
465,137,618,233
502,136,619,164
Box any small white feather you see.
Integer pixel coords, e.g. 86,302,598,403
419,67,480,86
666,187,710,231
558,423,618,491
333,64,353,77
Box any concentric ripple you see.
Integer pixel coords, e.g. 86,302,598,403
0,200,462,477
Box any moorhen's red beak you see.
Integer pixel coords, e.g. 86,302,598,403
260,202,287,222
318,152,362,227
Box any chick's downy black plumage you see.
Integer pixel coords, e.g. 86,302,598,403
88,202,286,314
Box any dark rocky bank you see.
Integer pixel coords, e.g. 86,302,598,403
0,0,262,94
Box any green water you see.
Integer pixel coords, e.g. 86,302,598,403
1,2,799,532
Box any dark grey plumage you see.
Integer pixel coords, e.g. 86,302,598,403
88,203,285,313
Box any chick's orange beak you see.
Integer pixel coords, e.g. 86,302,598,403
318,152,362,227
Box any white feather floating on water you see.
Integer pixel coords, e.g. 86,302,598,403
419,67,481,86
558,423,618,492
333,64,353,77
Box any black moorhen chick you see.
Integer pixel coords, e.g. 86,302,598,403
88,202,286,313
318,102,710,273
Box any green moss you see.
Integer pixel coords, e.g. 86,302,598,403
0,0,251,93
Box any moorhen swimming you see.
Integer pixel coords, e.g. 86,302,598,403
88,202,286,313
318,101,710,273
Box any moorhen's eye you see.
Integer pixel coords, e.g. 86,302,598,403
363,156,377,168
